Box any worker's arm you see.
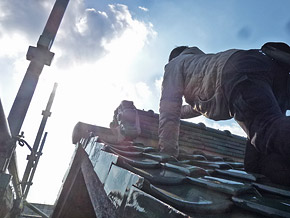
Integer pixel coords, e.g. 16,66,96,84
158,61,184,157
181,104,201,119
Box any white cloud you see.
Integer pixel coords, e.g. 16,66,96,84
0,34,28,58
205,119,246,137
0,0,156,67
138,6,149,12
183,115,245,137
155,76,162,91
55,2,156,66
136,82,152,99
0,0,52,39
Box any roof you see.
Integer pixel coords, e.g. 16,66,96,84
52,100,290,218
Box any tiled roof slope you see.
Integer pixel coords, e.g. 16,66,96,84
138,108,245,161
53,101,290,218
108,100,246,161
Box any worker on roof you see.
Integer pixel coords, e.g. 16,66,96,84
159,43,290,186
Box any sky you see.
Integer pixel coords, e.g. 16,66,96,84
0,0,290,205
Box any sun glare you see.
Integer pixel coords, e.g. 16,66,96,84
0,33,28,58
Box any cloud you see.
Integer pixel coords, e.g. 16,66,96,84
0,0,50,39
0,0,156,68
0,0,55,61
185,115,245,137
209,120,246,137
54,2,156,67
138,6,149,12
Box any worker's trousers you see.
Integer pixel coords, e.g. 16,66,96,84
223,50,290,185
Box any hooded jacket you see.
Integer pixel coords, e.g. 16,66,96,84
158,47,240,156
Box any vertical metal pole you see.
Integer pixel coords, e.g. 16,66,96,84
8,62,44,137
22,83,57,194
8,0,70,138
23,132,48,199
